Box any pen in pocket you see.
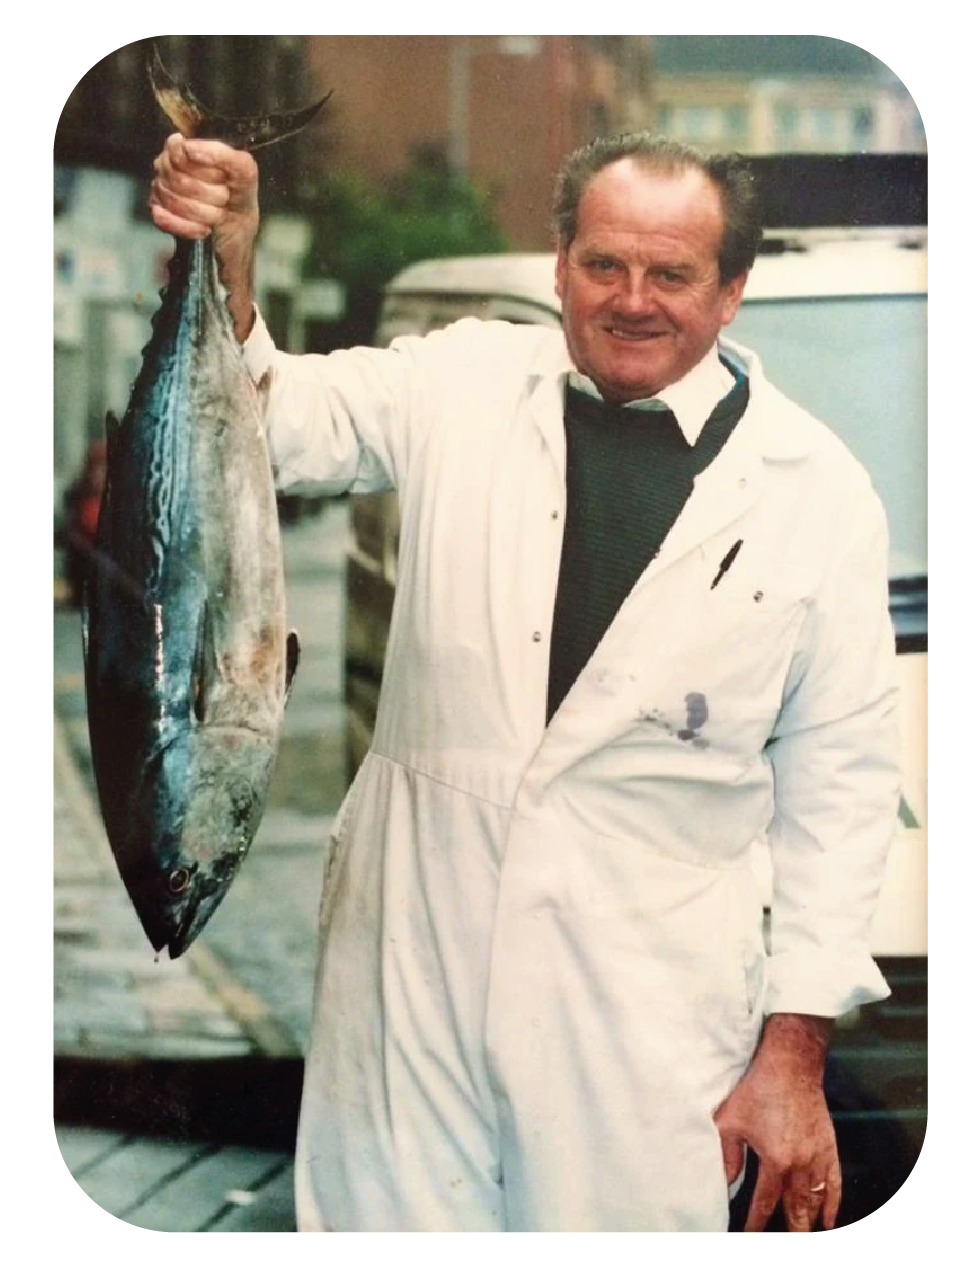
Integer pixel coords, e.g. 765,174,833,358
711,539,743,590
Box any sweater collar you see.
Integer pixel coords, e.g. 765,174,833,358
566,343,733,447
529,331,815,461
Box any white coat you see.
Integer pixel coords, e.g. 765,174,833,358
245,315,901,1232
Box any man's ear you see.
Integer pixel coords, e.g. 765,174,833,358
720,271,749,326
555,239,569,302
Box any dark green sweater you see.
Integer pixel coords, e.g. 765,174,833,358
546,368,750,723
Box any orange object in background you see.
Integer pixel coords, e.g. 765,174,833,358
59,439,107,607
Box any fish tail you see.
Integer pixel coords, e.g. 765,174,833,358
149,45,330,151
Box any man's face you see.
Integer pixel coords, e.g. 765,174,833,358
556,159,748,403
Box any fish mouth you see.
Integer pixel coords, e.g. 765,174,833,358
165,870,239,958
165,894,216,958
124,864,234,959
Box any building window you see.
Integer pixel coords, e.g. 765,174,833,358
852,105,874,145
773,103,799,145
681,106,710,141
810,106,838,144
724,105,748,139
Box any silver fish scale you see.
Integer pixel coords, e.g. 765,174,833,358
145,342,194,600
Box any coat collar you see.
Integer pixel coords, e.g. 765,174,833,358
717,337,818,462
525,330,818,465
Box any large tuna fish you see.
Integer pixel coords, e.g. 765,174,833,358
83,54,327,957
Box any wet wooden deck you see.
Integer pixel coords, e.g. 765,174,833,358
55,1124,296,1232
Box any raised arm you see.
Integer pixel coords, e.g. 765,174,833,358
150,134,260,343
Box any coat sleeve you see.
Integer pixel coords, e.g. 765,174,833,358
763,481,902,1018
242,306,438,496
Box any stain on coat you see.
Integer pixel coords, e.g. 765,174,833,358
678,692,709,746
637,692,709,748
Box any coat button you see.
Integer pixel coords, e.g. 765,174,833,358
550,509,559,520
532,631,542,643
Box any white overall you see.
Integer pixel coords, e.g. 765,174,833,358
245,317,900,1231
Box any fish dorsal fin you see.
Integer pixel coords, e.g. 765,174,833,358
285,630,301,705
103,410,121,467
149,46,330,151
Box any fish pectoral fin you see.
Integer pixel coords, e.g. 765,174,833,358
285,630,301,705
193,602,217,724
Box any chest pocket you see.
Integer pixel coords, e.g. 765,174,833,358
611,551,809,763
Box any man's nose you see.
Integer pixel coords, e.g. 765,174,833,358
614,274,656,313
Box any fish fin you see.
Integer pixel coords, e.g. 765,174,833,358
193,602,214,724
285,630,301,704
149,46,330,151
102,410,121,473
96,413,117,557
148,46,208,138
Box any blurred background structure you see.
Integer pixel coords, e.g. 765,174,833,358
52,34,924,526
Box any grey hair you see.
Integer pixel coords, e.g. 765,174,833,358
551,132,764,284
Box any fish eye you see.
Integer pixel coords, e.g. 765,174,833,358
167,867,192,896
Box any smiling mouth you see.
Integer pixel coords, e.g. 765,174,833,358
607,327,667,342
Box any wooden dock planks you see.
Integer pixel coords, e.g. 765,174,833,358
55,1125,295,1232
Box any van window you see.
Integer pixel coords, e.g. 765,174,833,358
728,294,927,579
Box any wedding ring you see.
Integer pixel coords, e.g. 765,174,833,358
810,1182,827,1193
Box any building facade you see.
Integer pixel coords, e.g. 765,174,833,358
56,35,654,252
648,35,925,156
653,75,925,155
303,35,654,250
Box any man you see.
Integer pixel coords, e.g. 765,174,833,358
151,132,900,1233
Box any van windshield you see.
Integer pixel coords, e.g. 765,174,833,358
728,294,927,575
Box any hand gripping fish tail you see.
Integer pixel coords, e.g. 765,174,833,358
81,53,320,960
